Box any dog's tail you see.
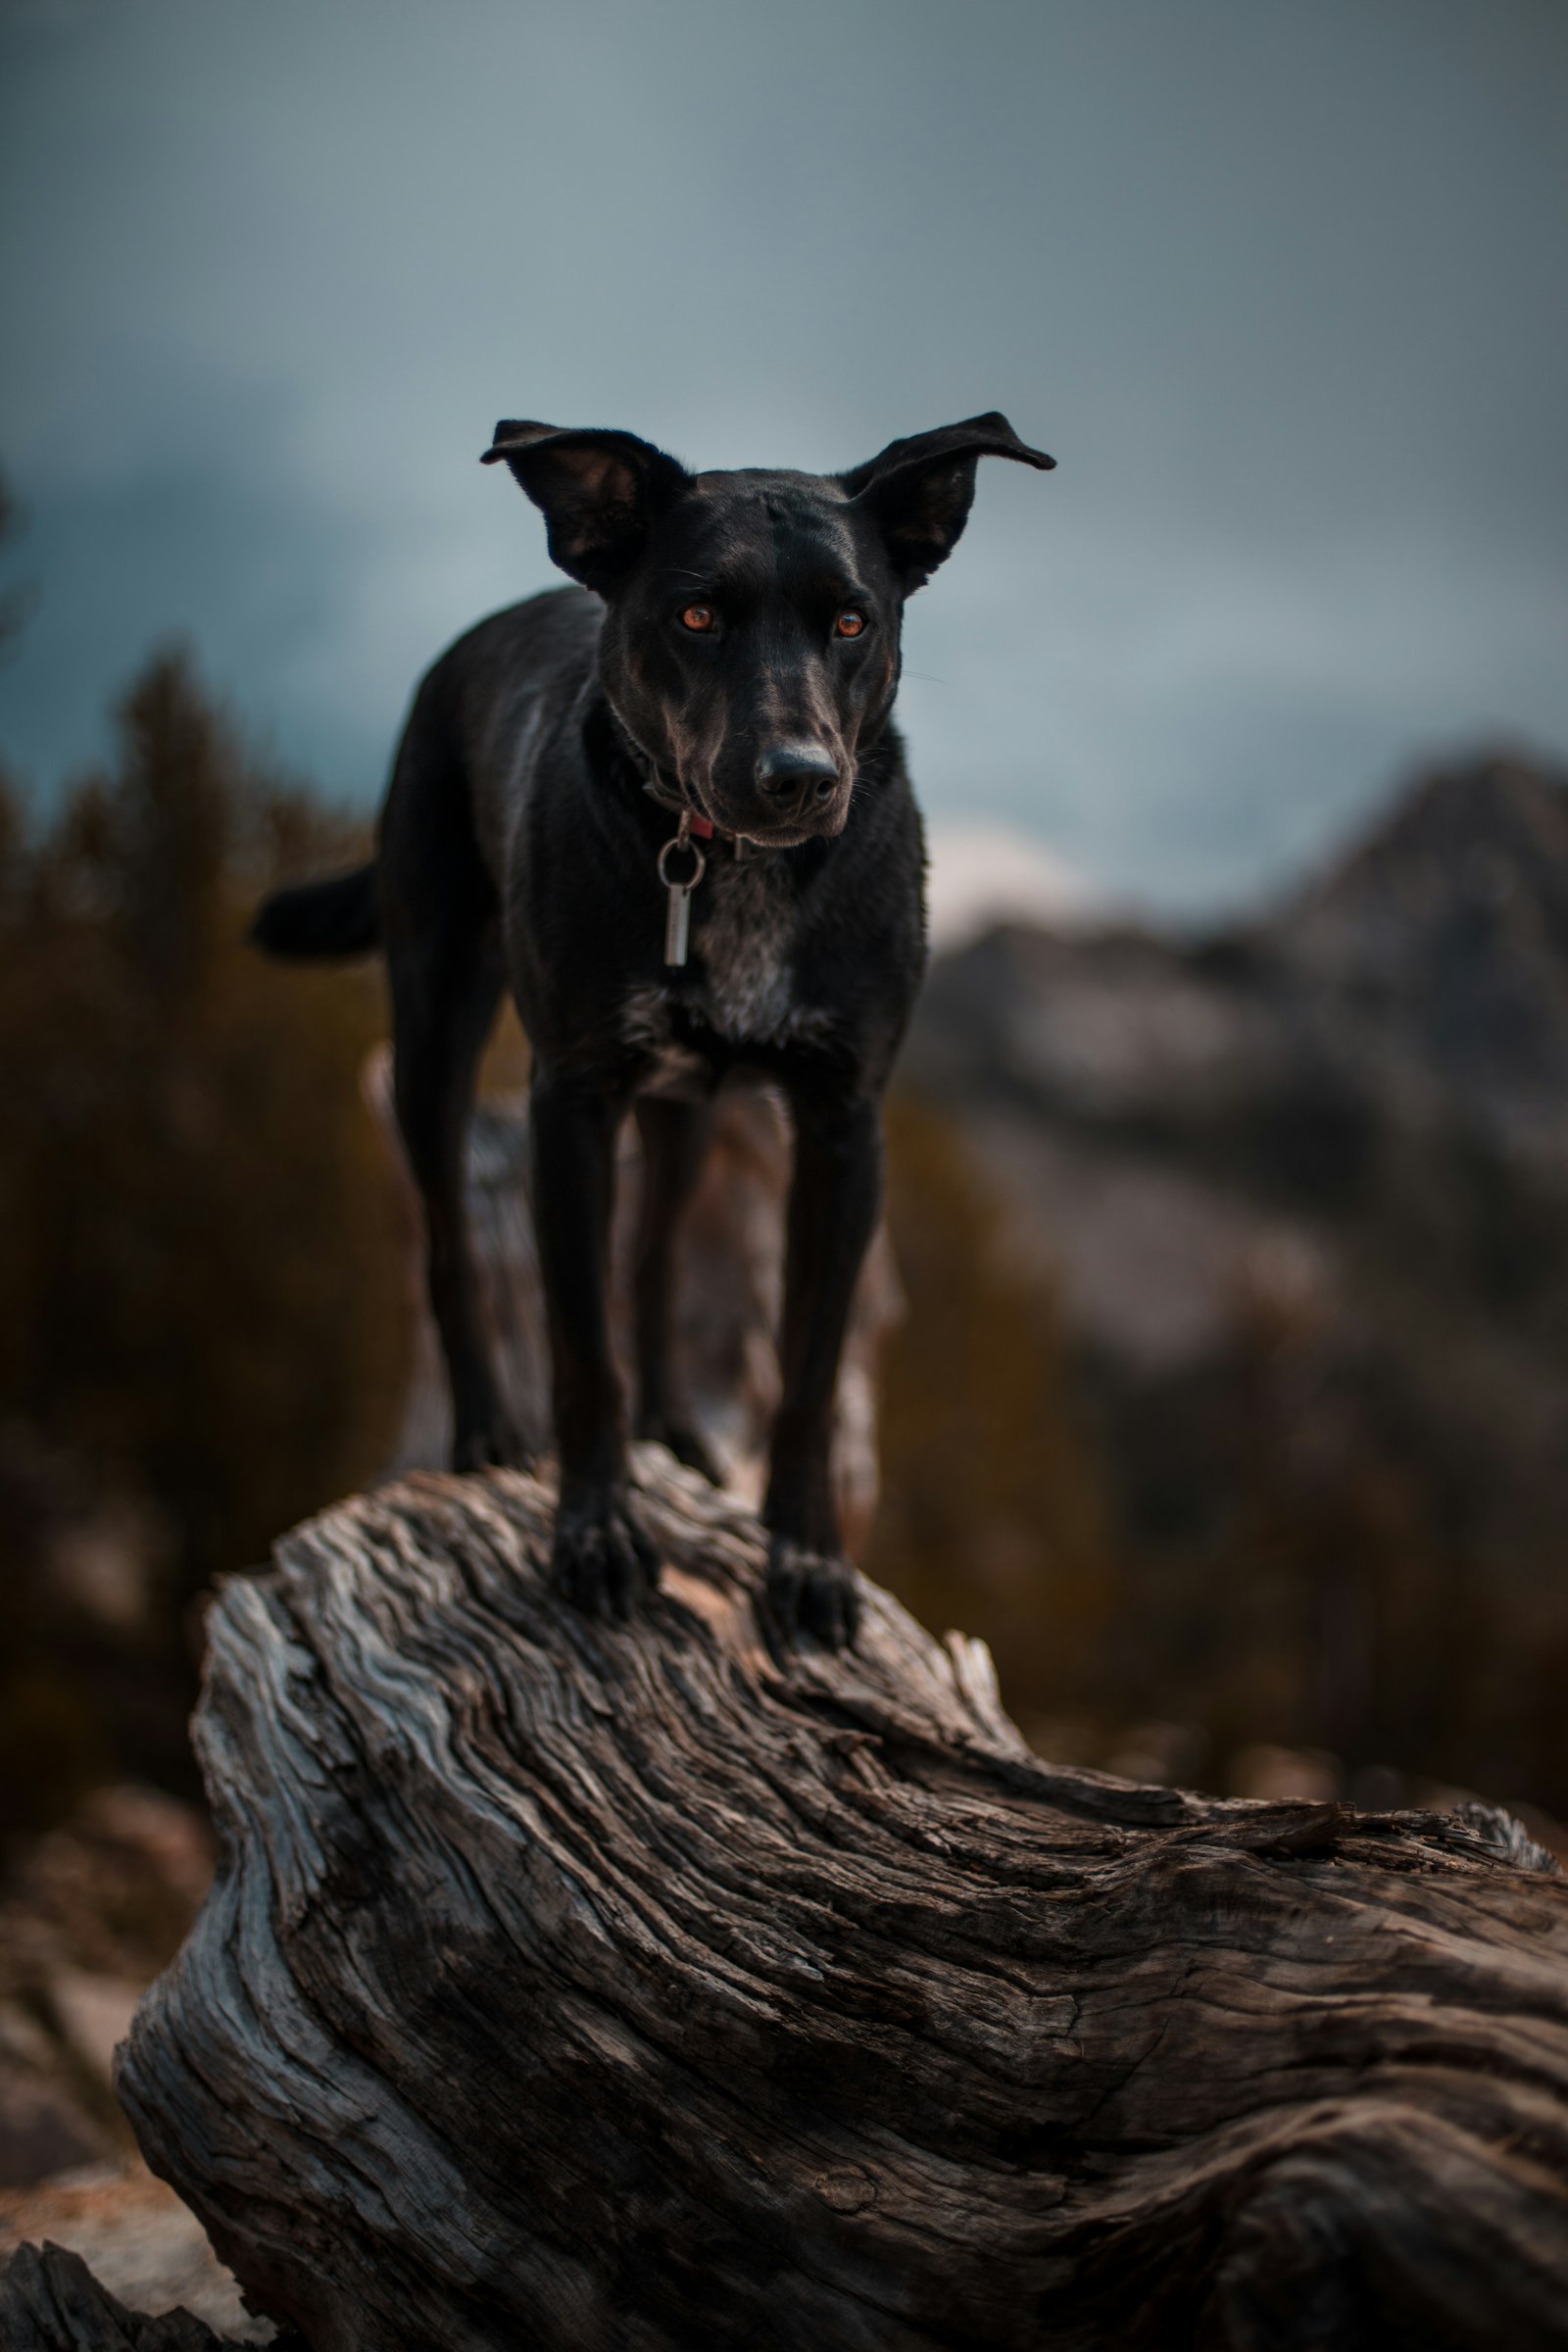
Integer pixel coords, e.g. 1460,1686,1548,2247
251,864,381,960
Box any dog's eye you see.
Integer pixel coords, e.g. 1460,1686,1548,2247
834,609,867,639
679,605,715,633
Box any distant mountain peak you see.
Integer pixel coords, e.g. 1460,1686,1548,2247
1281,751,1568,942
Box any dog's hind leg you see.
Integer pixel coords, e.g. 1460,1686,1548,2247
632,1095,722,1485
388,907,515,1473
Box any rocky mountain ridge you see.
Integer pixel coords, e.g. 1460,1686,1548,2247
899,753,1568,1808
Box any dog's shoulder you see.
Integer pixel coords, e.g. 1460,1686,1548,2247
420,589,605,872
433,586,603,714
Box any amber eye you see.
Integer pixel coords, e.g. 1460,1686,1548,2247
680,604,715,633
835,609,867,639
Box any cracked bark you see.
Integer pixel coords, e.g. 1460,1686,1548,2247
84,1452,1568,2351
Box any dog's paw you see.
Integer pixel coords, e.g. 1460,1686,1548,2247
765,1538,860,1650
553,1492,660,1621
639,1415,725,1487
451,1415,533,1475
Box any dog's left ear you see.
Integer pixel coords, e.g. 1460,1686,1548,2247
840,413,1054,591
482,421,690,592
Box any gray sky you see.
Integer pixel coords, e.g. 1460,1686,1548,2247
2,0,1565,912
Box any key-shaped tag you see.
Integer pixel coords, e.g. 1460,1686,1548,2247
657,814,707,969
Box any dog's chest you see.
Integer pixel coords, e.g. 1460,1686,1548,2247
692,855,799,1039
624,853,830,1084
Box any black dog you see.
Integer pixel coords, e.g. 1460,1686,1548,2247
254,413,1054,1644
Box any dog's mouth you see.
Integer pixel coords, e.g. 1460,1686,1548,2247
696,801,850,853
688,764,852,850
744,806,849,849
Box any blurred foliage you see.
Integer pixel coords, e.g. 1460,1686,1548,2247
866,1095,1119,1726
0,651,411,1829
869,1089,1568,1820
864,1082,1568,1815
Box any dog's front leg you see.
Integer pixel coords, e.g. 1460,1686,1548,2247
633,1095,722,1484
531,1071,658,1619
763,1089,884,1648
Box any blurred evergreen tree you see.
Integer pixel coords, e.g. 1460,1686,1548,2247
0,651,411,1817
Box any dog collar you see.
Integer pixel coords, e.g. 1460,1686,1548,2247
641,777,743,847
611,709,748,850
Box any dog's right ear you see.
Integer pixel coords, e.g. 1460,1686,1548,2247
481,422,690,593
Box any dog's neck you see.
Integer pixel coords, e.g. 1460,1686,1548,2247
604,705,735,843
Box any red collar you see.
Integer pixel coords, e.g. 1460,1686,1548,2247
687,810,716,841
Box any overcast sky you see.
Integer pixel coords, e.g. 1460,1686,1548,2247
2,0,1565,912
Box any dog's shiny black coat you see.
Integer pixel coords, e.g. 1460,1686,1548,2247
254,415,1054,1644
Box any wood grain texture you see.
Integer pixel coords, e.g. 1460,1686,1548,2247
109,1452,1568,2350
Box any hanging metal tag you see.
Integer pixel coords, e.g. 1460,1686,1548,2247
664,876,692,966
657,814,707,969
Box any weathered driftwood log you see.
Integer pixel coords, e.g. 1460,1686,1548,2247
104,1452,1568,2351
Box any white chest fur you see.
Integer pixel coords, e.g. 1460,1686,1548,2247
692,854,799,1041
624,850,833,1086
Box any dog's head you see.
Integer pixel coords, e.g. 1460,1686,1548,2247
482,415,1054,846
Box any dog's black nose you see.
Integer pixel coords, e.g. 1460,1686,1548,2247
756,745,840,803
